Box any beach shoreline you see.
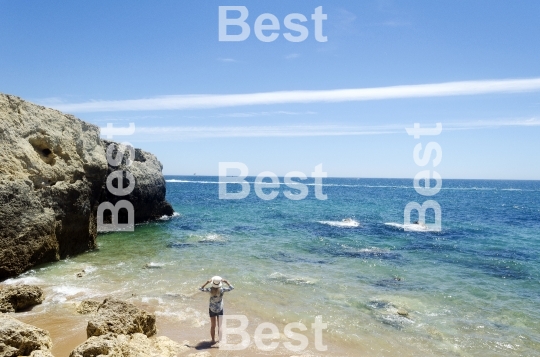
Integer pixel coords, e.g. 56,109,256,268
7,283,365,357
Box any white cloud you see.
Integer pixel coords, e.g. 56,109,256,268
49,77,540,113
444,117,540,130
117,118,540,141
217,58,237,62
183,110,317,119
33,96,67,105
131,124,400,140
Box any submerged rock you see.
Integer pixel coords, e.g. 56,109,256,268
69,333,189,357
0,94,174,280
269,272,316,285
0,285,44,313
0,314,52,357
397,308,409,317
87,299,156,338
367,299,413,329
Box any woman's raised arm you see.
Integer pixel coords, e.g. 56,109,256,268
200,280,210,290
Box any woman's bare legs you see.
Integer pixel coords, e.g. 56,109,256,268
217,315,222,342
210,316,217,343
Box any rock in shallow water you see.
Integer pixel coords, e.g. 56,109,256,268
87,299,156,338
0,285,43,313
397,308,409,317
0,314,52,357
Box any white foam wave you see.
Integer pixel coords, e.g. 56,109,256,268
155,310,186,320
53,285,90,296
83,266,97,274
199,233,225,242
3,276,43,285
144,262,166,268
184,233,226,243
155,307,207,327
318,218,360,228
384,222,439,232
159,212,181,220
141,296,164,304
49,285,91,303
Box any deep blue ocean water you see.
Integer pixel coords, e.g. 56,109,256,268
165,176,540,282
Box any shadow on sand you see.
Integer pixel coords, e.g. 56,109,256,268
191,341,219,350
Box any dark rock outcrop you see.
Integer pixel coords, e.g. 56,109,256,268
0,94,173,280
0,285,44,312
87,299,156,338
0,314,53,357
99,140,173,225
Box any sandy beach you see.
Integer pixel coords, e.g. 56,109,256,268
10,290,424,357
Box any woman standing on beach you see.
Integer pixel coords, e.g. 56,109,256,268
199,276,234,344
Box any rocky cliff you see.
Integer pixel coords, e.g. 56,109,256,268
0,94,173,280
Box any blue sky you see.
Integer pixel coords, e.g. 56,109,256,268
1,1,539,179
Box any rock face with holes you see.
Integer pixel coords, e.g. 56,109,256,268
86,299,157,338
0,285,44,312
0,314,53,357
71,299,187,357
0,93,173,280
69,333,189,357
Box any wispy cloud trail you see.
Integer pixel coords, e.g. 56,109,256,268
122,118,540,141
50,78,540,113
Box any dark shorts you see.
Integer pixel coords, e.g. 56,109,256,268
209,309,223,317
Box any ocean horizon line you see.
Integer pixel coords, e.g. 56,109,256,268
163,174,540,182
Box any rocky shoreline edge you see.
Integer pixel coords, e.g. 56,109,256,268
0,284,205,357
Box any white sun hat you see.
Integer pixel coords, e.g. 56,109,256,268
211,276,223,288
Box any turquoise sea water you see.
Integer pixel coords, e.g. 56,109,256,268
7,177,540,356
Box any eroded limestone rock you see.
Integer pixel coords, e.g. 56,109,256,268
0,314,52,357
69,333,189,357
87,299,156,338
0,285,44,313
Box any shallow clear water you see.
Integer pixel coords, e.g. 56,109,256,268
5,177,540,356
